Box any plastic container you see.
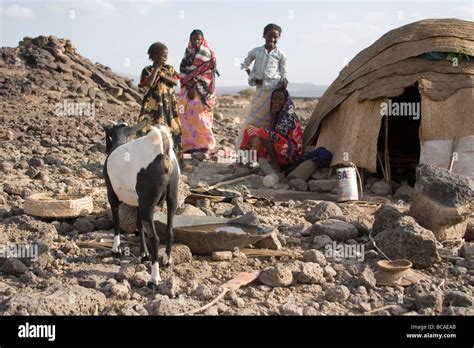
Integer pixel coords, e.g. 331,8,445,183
336,167,359,201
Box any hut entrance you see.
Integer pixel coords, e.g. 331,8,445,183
377,84,421,185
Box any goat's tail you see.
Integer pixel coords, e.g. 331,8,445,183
147,126,164,154
148,125,174,158
158,125,174,159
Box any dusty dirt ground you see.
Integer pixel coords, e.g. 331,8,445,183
0,36,472,316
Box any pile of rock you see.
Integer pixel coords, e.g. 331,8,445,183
0,35,142,105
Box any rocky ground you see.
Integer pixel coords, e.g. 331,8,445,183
0,36,473,316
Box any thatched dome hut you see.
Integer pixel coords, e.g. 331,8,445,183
303,19,474,181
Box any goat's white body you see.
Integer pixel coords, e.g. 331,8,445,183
106,126,178,206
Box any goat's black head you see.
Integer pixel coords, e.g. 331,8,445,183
103,118,148,155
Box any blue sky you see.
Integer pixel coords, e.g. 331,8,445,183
1,0,473,86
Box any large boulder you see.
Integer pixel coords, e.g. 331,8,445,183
409,164,473,241
374,216,440,268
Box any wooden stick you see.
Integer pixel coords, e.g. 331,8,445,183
377,152,386,179
448,138,459,172
207,168,256,187
384,116,391,182
365,304,397,315
176,288,230,316
194,173,255,193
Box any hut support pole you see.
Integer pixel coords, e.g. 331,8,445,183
384,116,391,181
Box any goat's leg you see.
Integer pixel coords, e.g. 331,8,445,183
143,206,161,286
135,207,140,236
163,183,178,267
137,208,149,262
107,188,121,255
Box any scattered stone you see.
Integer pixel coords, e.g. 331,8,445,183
443,291,473,307
465,219,474,242
34,171,49,182
374,216,440,268
229,211,259,226
409,164,473,241
176,204,206,216
195,284,213,300
289,179,308,191
231,201,253,216
279,302,304,316
325,285,350,303
312,219,358,241
451,266,468,276
370,180,393,196
1,258,28,276
73,218,95,234
372,204,404,236
297,263,324,284
460,243,474,259
28,157,44,167
116,265,135,281
254,231,282,250
358,267,377,290
305,201,343,224
78,279,97,289
191,152,206,161
147,296,199,316
312,235,333,250
414,291,443,312
195,198,211,209
394,184,414,201
94,217,113,230
157,276,181,298
212,251,233,261
130,271,149,288
324,265,337,277
311,167,330,180
308,180,337,193
5,284,106,315
76,167,92,179
302,249,327,266
160,244,192,265
259,265,293,287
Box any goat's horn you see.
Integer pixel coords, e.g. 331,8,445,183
107,119,117,125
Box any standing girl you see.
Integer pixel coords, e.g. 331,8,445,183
138,42,182,152
178,29,219,154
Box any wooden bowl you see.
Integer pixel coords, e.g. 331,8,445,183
377,259,412,273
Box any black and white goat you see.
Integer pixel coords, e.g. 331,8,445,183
103,120,180,285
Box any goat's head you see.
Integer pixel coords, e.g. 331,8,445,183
103,118,148,155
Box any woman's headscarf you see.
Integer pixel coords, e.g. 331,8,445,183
179,30,218,100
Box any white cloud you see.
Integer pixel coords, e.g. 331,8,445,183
47,0,120,17
0,4,35,20
128,0,165,16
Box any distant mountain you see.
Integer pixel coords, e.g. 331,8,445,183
218,83,328,98
117,74,328,98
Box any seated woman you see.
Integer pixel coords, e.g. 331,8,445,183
240,88,303,184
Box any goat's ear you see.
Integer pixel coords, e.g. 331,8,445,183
102,125,110,135
129,118,148,135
